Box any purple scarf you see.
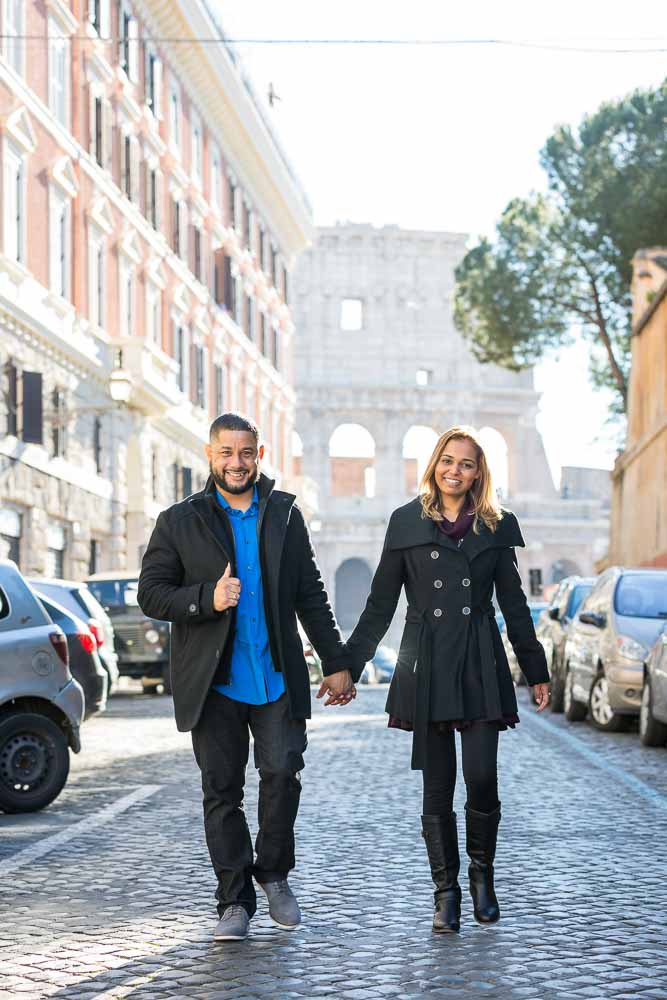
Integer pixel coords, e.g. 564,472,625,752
436,506,475,542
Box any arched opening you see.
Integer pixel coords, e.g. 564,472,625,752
329,423,376,498
292,429,303,477
549,558,583,584
478,427,509,500
335,558,372,631
402,425,439,495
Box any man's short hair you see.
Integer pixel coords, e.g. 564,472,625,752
209,412,260,443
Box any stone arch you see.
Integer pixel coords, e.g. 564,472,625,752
329,423,376,498
478,426,509,500
335,558,372,631
549,558,583,584
402,425,439,495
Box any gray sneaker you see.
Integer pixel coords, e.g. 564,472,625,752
259,879,302,930
213,905,250,941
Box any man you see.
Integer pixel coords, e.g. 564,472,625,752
138,413,354,942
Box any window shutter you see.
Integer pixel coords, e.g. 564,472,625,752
21,371,43,444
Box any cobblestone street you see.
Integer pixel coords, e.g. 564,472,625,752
1,685,666,1000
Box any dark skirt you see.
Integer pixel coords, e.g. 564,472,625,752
388,713,519,734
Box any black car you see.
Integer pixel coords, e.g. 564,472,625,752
34,591,107,720
536,576,596,711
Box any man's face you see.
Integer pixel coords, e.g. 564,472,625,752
205,430,264,496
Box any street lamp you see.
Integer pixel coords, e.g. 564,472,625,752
108,359,133,405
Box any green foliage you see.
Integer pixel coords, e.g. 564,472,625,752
454,79,667,413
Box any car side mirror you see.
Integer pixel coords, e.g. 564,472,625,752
579,611,606,628
548,608,560,621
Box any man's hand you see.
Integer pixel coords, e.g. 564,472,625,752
532,682,549,712
213,563,242,612
316,669,356,707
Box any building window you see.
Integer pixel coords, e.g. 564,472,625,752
118,4,139,81
168,79,180,148
4,146,25,264
242,202,250,248
51,387,67,458
46,523,66,578
50,191,70,299
282,265,288,305
175,324,189,394
88,538,99,575
340,298,363,331
191,111,202,185
3,0,23,76
89,236,105,328
146,283,162,346
193,226,202,282
0,508,21,565
271,327,280,371
260,312,267,356
270,245,277,285
86,0,104,35
228,178,236,229
210,146,221,209
194,345,206,409
93,416,102,473
214,363,224,414
182,466,192,497
123,268,134,338
171,197,180,254
3,361,18,436
93,96,103,166
151,446,158,499
48,18,69,128
144,47,162,117
258,228,265,270
21,370,43,444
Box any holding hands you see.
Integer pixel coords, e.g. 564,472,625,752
317,669,356,707
213,564,242,612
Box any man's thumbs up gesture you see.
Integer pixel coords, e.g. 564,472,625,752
213,563,242,612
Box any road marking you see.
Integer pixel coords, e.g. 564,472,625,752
0,785,161,876
523,710,667,814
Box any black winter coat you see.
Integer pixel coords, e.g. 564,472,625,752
137,474,347,732
346,500,549,769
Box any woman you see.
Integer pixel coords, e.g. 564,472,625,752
345,426,549,934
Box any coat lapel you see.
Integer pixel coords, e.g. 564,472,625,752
189,491,234,566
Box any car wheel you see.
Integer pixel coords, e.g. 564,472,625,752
160,664,172,696
142,682,160,695
588,673,627,732
563,667,587,722
550,672,565,713
639,679,667,747
0,714,70,814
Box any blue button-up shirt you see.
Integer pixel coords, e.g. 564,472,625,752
212,486,285,705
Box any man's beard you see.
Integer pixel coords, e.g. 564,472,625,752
210,462,259,495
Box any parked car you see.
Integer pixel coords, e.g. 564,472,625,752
0,560,84,813
536,576,596,712
563,567,667,731
86,572,171,694
503,603,549,686
360,645,397,684
32,591,107,720
27,577,119,695
639,623,667,746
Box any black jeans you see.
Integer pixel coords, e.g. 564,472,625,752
191,690,307,918
422,722,499,816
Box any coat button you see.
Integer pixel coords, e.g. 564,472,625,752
189,603,197,613
433,608,443,618
433,579,443,589
430,550,439,559
462,578,471,587
462,607,471,615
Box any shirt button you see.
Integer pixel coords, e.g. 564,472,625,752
430,550,439,560
433,608,443,618
462,607,471,615
189,603,197,613
462,578,471,587
433,579,443,589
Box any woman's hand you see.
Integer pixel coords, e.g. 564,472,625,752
532,682,549,712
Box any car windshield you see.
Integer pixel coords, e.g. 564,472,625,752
614,574,667,619
567,584,593,619
88,579,139,610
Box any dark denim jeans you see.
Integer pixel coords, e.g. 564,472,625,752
191,690,307,918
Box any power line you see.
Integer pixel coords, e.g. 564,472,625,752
2,34,667,54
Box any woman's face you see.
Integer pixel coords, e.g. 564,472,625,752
435,437,480,501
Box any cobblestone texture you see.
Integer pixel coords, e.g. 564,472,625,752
1,686,666,999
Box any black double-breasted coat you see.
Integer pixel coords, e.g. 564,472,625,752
346,499,549,770
137,474,347,733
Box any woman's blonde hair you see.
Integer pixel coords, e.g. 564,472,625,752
418,426,502,533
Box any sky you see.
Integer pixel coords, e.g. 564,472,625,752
215,0,666,485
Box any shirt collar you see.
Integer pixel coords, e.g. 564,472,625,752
216,484,259,516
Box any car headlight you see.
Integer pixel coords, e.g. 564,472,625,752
145,628,160,644
615,635,648,661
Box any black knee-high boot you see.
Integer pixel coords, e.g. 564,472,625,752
421,813,462,933
465,803,501,923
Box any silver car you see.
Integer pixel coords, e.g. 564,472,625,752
639,622,667,746
0,560,84,813
563,567,667,731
